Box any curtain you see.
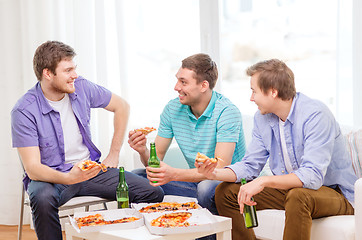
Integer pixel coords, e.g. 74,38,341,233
0,0,129,225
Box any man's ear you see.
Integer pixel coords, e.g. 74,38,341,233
271,88,278,98
42,68,52,81
201,80,210,92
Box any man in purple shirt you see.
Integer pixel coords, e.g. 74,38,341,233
11,41,163,240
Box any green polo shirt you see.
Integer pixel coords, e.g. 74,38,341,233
158,91,246,168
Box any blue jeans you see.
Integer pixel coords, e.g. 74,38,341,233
132,168,221,215
27,168,164,240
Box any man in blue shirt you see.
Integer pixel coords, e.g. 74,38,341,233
128,53,246,216
11,41,163,240
196,59,357,240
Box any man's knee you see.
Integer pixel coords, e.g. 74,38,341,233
149,186,164,202
215,182,239,205
285,188,312,212
286,188,310,202
28,182,60,211
131,168,147,178
196,180,219,209
197,180,219,200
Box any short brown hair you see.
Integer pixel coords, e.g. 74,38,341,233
33,41,76,81
246,59,296,100
181,53,218,89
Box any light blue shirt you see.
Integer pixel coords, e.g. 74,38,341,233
158,91,246,168
228,93,357,205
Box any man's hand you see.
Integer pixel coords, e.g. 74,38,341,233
67,161,101,184
146,161,175,186
237,177,265,213
102,152,119,168
128,130,147,154
195,159,218,180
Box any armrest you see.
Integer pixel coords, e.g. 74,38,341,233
355,178,362,240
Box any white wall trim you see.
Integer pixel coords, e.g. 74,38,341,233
353,0,362,127
199,0,221,90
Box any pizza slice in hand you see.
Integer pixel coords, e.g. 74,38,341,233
195,152,221,164
134,127,156,135
78,160,107,172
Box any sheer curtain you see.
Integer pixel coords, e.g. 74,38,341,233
1,0,130,225
1,0,202,225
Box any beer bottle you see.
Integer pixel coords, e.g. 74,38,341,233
241,178,258,228
116,167,129,208
148,142,160,183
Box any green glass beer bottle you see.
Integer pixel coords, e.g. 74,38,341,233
148,142,160,183
116,167,129,209
241,178,258,228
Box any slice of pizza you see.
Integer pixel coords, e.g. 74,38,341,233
78,160,107,172
134,127,157,135
195,152,221,164
75,214,139,228
151,212,192,228
75,214,105,228
179,202,198,210
139,201,198,213
106,216,140,224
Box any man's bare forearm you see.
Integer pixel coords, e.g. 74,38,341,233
210,168,237,182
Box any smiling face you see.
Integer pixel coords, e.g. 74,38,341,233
42,58,78,101
174,67,204,106
250,73,275,115
51,59,78,93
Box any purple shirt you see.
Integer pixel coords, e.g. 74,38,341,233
11,76,112,189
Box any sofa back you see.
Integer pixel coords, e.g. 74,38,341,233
344,130,362,178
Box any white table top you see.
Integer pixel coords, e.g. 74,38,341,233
65,215,232,240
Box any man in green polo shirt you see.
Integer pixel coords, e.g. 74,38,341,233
128,53,246,215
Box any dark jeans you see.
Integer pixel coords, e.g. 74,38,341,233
27,168,164,240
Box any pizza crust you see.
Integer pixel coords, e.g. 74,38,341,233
139,202,198,213
195,152,221,164
134,127,156,135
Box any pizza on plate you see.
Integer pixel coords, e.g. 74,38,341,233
134,127,157,135
139,202,198,213
75,213,140,228
78,160,107,172
151,212,192,228
195,152,221,164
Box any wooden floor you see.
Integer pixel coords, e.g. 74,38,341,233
0,225,66,240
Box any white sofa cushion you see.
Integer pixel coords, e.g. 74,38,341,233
254,210,355,240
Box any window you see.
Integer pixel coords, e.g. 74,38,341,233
122,0,201,128
218,0,352,124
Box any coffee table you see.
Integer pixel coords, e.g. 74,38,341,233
65,215,231,240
